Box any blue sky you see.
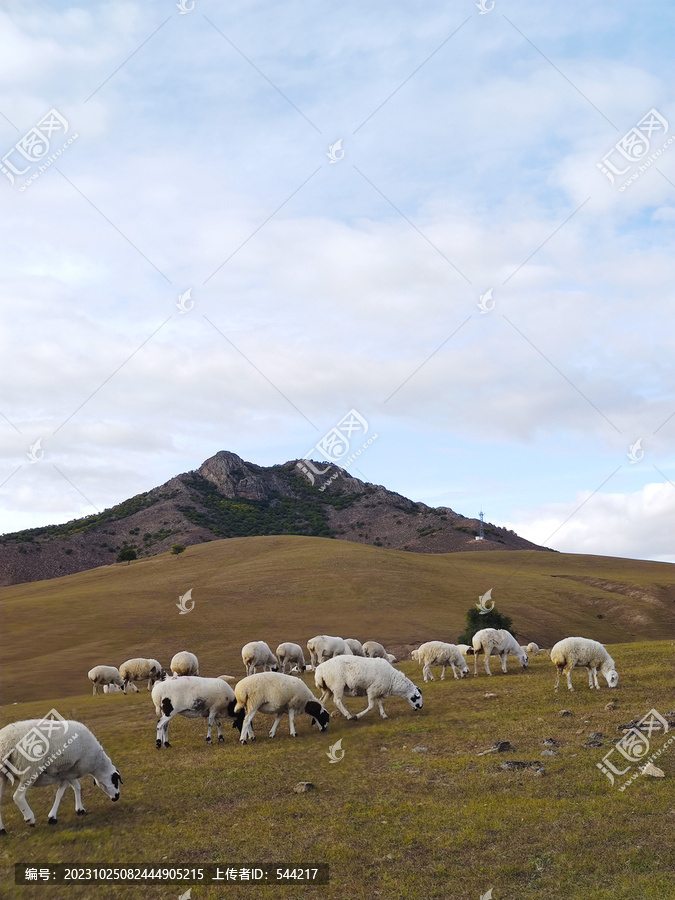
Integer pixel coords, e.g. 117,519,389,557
1,0,674,561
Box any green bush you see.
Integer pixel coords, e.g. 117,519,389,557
458,605,514,646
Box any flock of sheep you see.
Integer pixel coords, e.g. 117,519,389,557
0,630,618,833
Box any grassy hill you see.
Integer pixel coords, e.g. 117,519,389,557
1,538,675,899
2,536,675,704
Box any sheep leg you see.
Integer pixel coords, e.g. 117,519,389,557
500,652,508,674
240,710,257,743
590,667,600,689
0,776,5,833
332,690,355,720
423,663,434,682
269,714,283,738
92,683,97,696
565,665,575,691
214,716,225,743
70,779,86,815
47,781,70,824
318,689,331,706
484,650,492,676
156,709,177,748
13,783,36,826
205,711,217,743
474,650,480,676
288,709,297,737
376,700,388,719
554,666,563,691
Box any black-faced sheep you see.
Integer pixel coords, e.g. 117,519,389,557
151,676,241,748
233,673,330,743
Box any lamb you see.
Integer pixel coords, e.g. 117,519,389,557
241,641,279,676
233,673,330,743
170,651,199,677
88,665,125,695
0,719,121,832
414,642,470,682
119,658,165,692
306,635,353,668
152,676,241,748
550,637,619,691
315,656,423,720
344,638,366,656
276,642,306,674
472,629,529,676
362,641,397,664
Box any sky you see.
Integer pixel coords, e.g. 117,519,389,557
1,0,674,562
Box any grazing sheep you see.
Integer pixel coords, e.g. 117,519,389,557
472,629,529,676
526,642,540,653
306,635,353,668
344,638,366,657
152,676,241,748
119,658,164,693
170,651,199,677
362,641,397,664
233,673,330,743
315,656,423,720
550,637,619,691
456,644,473,655
0,719,121,832
241,641,279,676
88,665,125,695
414,642,470,682
276,642,306,674
103,684,123,693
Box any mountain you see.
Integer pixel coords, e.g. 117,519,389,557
0,450,551,586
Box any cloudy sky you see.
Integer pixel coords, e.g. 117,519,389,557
1,0,674,562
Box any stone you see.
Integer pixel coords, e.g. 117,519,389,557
293,782,315,793
605,701,617,710
412,746,428,753
558,710,572,716
541,749,557,757
542,738,561,747
484,692,498,699
588,732,605,740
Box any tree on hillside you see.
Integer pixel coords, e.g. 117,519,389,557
170,544,186,556
458,606,514,646
116,547,137,564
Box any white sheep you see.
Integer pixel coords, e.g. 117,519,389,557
103,684,123,693
456,644,473,655
314,656,423,720
119,658,165,692
414,642,470,682
170,651,199,677
362,640,397,664
472,629,529,676
233,672,330,743
526,642,540,653
276,642,306,674
152,676,241,748
306,635,353,668
550,637,619,691
344,638,366,656
0,719,121,832
88,665,125,695
241,641,279,676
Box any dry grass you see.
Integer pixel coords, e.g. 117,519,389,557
1,538,675,898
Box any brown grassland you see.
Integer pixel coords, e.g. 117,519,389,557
1,537,674,899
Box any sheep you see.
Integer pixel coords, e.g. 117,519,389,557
152,676,241,748
344,638,366,656
233,673,330,743
276,642,306,674
119,658,165,693
414,642,470,682
306,635,353,668
103,684,123,693
472,629,529,676
526,642,540,653
362,641,397,664
0,719,121,832
88,665,125,695
170,651,199,677
241,641,279,676
550,637,619,692
456,644,473,656
315,656,423,720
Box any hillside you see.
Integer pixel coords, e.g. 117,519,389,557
2,535,674,704
0,450,549,587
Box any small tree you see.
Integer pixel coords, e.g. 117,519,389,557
116,547,137,564
170,544,186,556
458,606,514,646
